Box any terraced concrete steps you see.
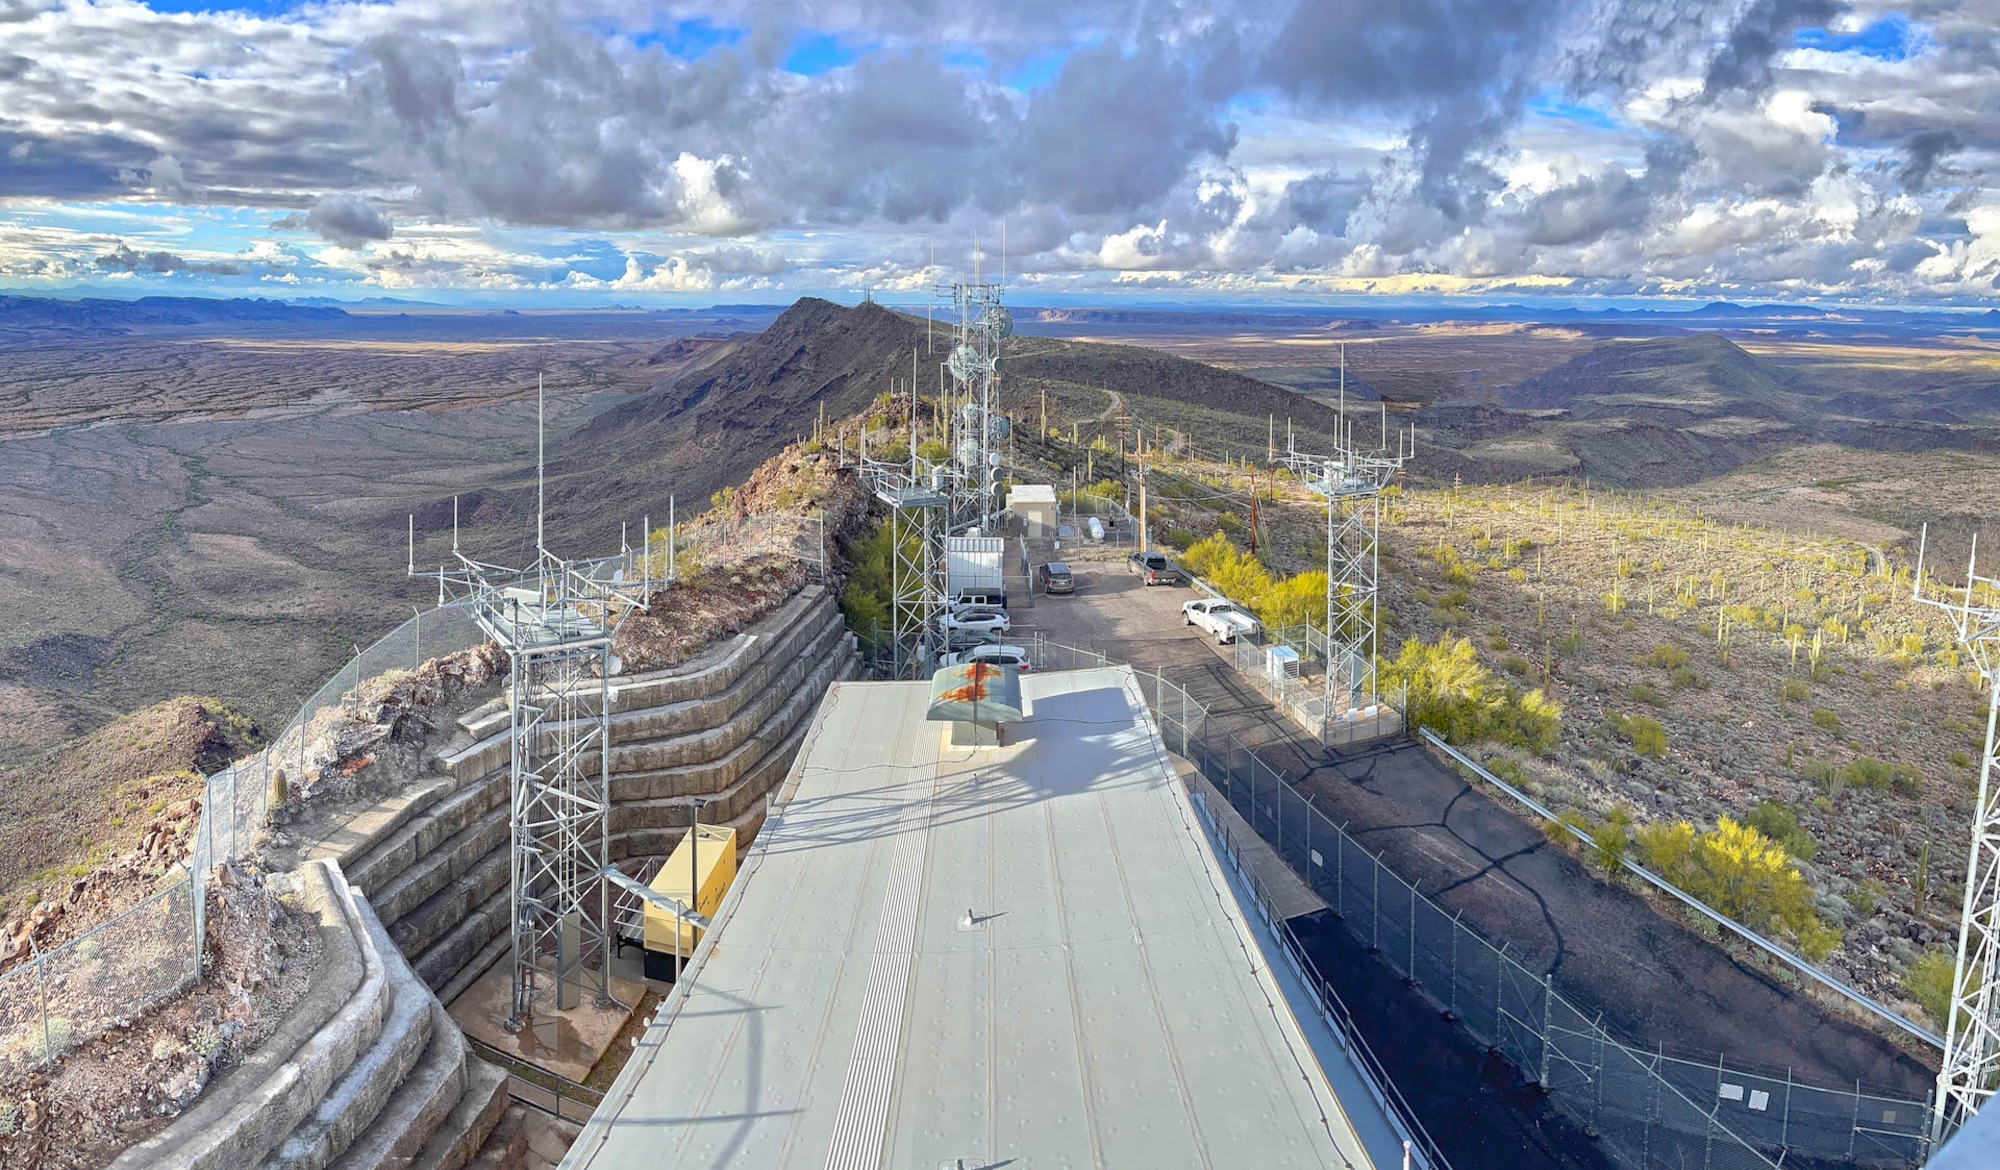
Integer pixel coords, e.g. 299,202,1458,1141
107,862,501,1170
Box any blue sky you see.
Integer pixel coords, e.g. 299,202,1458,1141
0,1,1993,306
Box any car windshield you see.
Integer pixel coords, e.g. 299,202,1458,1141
1210,604,1237,614
1143,554,1166,566
1047,563,1070,575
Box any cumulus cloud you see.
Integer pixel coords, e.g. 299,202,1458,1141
94,241,240,276
273,194,396,246
0,0,1994,302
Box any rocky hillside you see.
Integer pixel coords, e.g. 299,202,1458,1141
550,298,929,518
1505,334,1806,420
0,697,260,911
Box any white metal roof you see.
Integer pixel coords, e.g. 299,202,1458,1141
1007,483,1059,504
564,666,1400,1170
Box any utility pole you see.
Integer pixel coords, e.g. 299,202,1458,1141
1250,467,1258,555
1138,463,1149,553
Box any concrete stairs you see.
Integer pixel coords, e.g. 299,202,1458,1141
108,861,507,1170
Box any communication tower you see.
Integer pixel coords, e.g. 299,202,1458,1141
1281,347,1414,744
410,378,649,1026
847,270,1009,677
1918,528,2000,1143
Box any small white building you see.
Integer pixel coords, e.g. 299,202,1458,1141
1006,483,1059,539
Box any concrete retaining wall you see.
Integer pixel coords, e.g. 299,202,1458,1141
124,583,857,1170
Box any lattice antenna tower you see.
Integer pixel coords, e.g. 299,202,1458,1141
409,374,649,1027
842,249,1008,678
1917,525,2000,1144
1281,343,1414,731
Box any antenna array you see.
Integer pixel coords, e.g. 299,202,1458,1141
845,266,1010,677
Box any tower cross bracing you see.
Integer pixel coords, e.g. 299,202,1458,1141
1919,528,2000,1145
1285,437,1411,727
410,378,649,1026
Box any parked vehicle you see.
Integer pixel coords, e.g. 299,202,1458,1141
1127,550,1179,586
1039,561,1074,594
951,589,1008,611
939,606,1011,637
1183,598,1259,644
941,643,1030,671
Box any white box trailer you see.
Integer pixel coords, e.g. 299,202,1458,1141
945,536,1006,598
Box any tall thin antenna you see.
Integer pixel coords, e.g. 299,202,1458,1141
1339,342,1346,434
1000,218,1006,288
536,372,546,555
452,495,460,552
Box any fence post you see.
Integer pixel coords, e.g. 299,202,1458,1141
31,938,50,1067
1408,878,1417,977
1539,973,1553,1089
186,861,203,982
1335,824,1344,911
1781,1066,1792,1149
1371,851,1381,951
1849,1079,1861,1160
1449,912,1460,1019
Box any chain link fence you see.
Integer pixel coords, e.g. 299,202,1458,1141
0,601,493,1077
1025,637,1935,1170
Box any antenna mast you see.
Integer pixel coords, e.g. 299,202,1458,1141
1283,367,1412,748
410,375,650,1028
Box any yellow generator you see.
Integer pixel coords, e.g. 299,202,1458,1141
642,823,736,981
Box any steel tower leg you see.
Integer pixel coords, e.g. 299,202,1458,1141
506,640,616,1028
1936,671,2000,1140
1324,490,1382,718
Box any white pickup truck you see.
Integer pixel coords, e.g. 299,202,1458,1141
1182,598,1259,644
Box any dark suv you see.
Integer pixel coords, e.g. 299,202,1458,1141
1039,561,1074,594
1127,550,1179,586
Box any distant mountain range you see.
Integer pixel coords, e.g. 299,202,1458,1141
0,294,347,334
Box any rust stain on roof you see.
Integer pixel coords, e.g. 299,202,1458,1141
938,662,1002,704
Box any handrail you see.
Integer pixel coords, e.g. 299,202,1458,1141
465,1035,606,1122
1418,727,1945,1051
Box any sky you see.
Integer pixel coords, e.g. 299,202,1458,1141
0,0,1996,306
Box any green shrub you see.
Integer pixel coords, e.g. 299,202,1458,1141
1613,713,1668,757
1502,656,1531,677
1668,665,1701,690
1745,800,1817,862
1632,817,1838,959
1905,950,1965,1032
1628,683,1665,707
1379,635,1563,754
1639,643,1689,670
1591,807,1633,871
1780,678,1809,703
1810,708,1842,734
